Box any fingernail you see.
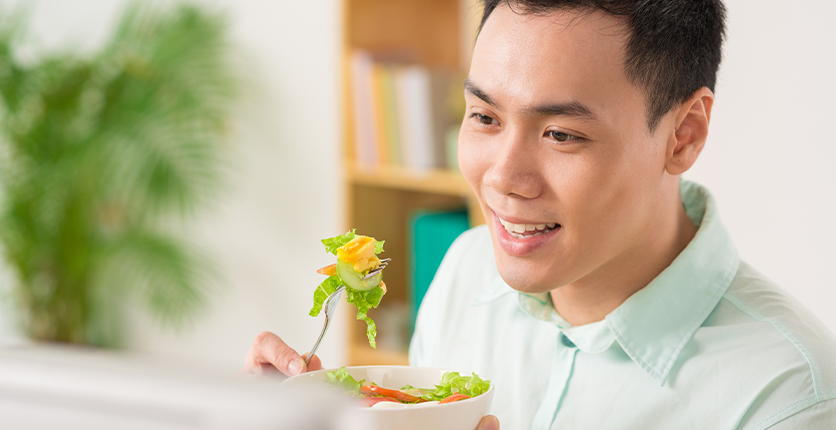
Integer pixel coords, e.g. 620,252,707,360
288,359,304,375
482,416,500,430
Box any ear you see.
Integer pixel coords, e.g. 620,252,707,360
665,87,714,176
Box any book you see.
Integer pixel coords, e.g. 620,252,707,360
379,64,402,166
429,70,458,169
371,63,389,165
396,65,435,170
350,50,378,166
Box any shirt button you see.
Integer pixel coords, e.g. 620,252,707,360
561,334,576,348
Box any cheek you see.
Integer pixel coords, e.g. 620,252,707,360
457,127,486,192
564,136,666,239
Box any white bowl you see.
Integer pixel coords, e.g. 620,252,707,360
282,365,494,430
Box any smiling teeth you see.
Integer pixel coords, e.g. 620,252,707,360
498,218,559,238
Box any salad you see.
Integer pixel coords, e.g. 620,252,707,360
325,367,492,408
310,230,387,348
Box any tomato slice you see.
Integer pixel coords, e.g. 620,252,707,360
439,394,471,404
361,385,424,403
316,264,337,276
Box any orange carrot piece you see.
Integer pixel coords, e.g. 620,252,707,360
316,264,337,276
361,385,424,403
439,394,471,404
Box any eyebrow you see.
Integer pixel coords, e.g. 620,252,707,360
463,78,598,122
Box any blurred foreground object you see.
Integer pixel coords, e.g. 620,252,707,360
0,2,237,346
0,344,351,430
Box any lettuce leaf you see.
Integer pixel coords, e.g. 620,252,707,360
321,230,384,256
410,371,492,401
309,274,386,347
315,231,387,348
309,275,341,317
324,366,366,395
321,230,356,255
345,286,385,348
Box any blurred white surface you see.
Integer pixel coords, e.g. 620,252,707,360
0,0,832,373
0,343,351,430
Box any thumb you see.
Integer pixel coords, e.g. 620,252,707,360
476,415,499,430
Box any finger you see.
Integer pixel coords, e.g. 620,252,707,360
243,343,285,376
244,331,306,377
300,353,323,372
475,415,500,430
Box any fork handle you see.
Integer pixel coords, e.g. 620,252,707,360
305,313,330,367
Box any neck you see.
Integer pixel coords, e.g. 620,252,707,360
549,188,698,327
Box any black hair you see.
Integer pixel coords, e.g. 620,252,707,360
478,0,726,132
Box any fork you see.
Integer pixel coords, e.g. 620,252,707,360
363,258,391,279
304,258,392,366
305,285,345,367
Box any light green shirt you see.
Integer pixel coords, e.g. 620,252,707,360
409,181,836,429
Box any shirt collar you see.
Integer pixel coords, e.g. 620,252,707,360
605,180,739,384
471,180,739,385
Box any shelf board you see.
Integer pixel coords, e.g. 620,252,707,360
346,163,471,197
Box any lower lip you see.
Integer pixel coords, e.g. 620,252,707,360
493,211,561,257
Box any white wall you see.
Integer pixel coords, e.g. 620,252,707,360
686,0,836,333
0,0,833,371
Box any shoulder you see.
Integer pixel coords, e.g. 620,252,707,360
708,261,836,429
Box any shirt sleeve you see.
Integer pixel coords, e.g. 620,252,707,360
763,398,836,430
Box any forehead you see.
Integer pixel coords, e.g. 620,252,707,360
471,5,640,123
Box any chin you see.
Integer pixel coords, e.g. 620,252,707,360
489,237,571,294
495,262,564,294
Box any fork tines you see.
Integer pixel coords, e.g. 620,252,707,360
362,258,391,280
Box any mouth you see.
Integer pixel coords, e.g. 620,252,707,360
492,210,562,257
496,217,561,239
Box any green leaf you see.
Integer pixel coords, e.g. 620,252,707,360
374,239,384,254
324,366,366,395
309,275,340,317
417,371,492,401
103,231,210,325
345,285,385,348
321,229,355,255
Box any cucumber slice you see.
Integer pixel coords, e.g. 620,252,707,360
337,259,382,291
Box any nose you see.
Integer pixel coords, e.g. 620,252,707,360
483,128,542,199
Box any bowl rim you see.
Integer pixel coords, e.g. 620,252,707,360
282,365,495,410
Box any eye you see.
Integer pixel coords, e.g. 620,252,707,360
469,113,498,126
546,130,578,143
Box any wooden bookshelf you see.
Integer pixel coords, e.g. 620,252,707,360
341,0,483,365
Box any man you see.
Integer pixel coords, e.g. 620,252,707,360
244,1,836,428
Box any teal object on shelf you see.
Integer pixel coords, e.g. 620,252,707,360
409,209,471,332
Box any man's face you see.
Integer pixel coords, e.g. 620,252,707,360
459,6,675,293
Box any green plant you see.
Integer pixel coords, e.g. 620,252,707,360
0,2,236,346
